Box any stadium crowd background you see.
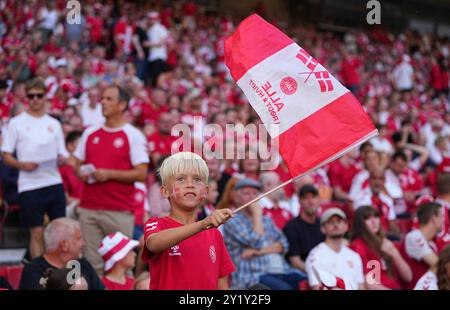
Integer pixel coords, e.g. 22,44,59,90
0,0,449,290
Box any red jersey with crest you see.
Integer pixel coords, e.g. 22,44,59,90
142,216,235,290
74,124,149,212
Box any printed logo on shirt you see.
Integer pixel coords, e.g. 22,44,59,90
114,137,124,148
209,245,216,263
93,136,100,144
145,221,158,233
346,260,354,269
48,125,54,133
134,192,144,203
170,245,181,256
415,237,425,248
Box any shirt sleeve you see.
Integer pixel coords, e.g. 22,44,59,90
141,217,163,262
128,128,149,166
73,129,89,162
56,122,69,158
1,121,17,154
405,231,433,261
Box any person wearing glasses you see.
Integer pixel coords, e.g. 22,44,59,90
1,78,68,259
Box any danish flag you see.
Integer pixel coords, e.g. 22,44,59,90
225,14,377,178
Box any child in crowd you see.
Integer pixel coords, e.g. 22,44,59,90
99,232,139,290
141,152,235,290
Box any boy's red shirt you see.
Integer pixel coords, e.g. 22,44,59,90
142,216,235,290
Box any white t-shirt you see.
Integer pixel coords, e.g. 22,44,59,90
147,22,169,62
414,271,438,290
392,62,414,90
1,112,68,193
39,8,59,30
305,242,365,290
405,229,436,262
79,95,105,128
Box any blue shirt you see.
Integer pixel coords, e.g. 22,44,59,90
222,212,295,289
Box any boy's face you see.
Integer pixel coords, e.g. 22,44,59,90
162,171,208,210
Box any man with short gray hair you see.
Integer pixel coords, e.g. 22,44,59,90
19,218,104,290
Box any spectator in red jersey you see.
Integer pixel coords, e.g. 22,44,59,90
327,151,361,202
353,167,401,239
141,152,235,290
350,206,412,289
340,49,361,94
387,150,424,215
74,85,149,275
401,202,443,289
98,232,139,290
259,171,294,230
147,111,177,165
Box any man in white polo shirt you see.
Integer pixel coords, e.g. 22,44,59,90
305,208,366,290
2,78,68,259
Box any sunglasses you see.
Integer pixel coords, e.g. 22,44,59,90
27,93,45,100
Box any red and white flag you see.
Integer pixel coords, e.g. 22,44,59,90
225,14,377,177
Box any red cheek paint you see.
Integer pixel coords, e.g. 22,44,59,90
171,186,181,199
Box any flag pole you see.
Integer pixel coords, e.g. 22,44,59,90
232,176,299,214
204,174,302,229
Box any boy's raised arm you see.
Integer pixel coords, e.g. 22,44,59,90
146,209,234,254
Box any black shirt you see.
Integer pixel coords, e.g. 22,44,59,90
283,216,325,261
19,256,104,290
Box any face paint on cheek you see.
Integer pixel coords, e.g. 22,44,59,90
170,187,182,199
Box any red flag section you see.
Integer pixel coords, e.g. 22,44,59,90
225,14,377,178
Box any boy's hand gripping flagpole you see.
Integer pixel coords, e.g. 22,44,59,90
204,14,377,228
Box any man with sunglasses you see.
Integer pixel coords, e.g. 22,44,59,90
2,78,68,259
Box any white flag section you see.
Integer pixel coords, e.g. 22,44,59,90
225,14,377,178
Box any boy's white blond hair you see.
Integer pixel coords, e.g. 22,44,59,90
158,152,209,185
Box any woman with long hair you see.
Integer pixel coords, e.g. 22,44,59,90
350,206,412,289
415,245,450,290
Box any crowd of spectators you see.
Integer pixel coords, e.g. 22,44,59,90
0,0,450,290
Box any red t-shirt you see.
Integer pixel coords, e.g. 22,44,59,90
142,217,235,290
102,276,134,290
350,238,402,289
59,164,83,200
328,160,361,193
74,125,149,212
147,132,177,157
263,207,293,230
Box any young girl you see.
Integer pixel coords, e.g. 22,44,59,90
98,232,139,290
